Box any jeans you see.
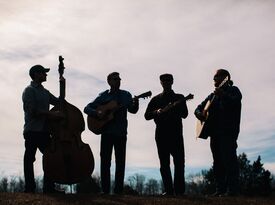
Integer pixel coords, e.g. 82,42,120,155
210,134,239,194
156,135,185,194
24,131,54,193
100,134,127,194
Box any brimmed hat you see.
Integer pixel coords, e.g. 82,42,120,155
29,65,50,79
160,73,173,81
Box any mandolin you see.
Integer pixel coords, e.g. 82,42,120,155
157,93,194,115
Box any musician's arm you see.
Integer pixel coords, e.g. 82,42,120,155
23,87,38,117
194,94,212,121
128,93,139,114
176,95,188,119
220,86,242,107
144,98,159,120
179,104,188,119
23,88,63,120
49,92,59,106
84,96,103,117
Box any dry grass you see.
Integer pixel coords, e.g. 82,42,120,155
0,193,274,205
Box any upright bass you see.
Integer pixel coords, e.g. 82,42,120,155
43,56,94,184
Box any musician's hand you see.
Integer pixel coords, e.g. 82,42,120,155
155,108,163,116
97,110,104,119
172,101,179,107
133,97,139,106
196,111,207,121
59,76,66,83
48,110,65,120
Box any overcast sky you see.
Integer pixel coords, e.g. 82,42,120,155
0,0,275,180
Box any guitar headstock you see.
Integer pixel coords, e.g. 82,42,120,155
219,76,229,88
136,91,152,99
58,55,65,77
185,93,194,101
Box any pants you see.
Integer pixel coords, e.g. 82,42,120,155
210,134,239,194
156,135,185,194
24,131,54,193
100,134,127,194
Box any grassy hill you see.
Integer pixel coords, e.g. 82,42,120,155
0,193,274,205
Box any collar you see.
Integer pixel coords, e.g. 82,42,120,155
108,89,120,94
30,81,43,88
161,90,175,96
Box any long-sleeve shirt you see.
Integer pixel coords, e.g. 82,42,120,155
22,81,59,134
195,85,242,137
84,89,138,136
145,90,188,138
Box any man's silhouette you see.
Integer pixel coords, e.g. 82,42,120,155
22,65,63,193
195,69,242,196
84,72,139,194
144,74,188,196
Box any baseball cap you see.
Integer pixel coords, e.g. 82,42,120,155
29,65,50,79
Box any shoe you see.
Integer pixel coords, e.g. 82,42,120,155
100,191,110,195
114,189,123,195
175,193,186,197
224,191,239,197
161,192,174,197
43,189,65,194
24,189,35,193
210,191,226,197
113,191,123,196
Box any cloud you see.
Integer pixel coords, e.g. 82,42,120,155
264,163,275,175
1,0,275,179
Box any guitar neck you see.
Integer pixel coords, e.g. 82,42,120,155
204,76,229,111
135,91,152,100
203,99,212,111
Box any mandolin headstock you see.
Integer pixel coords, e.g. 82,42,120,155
185,93,194,101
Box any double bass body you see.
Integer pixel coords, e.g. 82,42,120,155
43,56,94,184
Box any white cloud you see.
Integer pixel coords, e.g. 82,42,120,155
1,0,275,179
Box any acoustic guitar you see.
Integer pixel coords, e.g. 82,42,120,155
196,76,229,139
87,91,152,134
